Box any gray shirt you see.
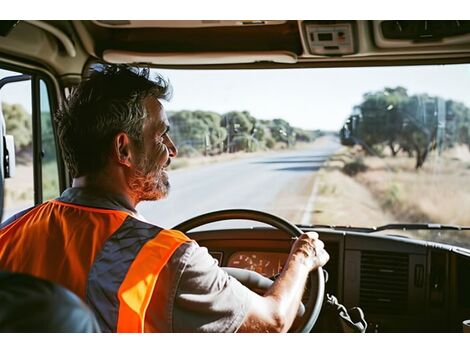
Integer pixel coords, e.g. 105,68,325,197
58,187,252,332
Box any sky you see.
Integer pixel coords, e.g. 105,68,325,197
154,64,470,131
3,64,470,132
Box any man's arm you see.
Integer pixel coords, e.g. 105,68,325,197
237,232,329,333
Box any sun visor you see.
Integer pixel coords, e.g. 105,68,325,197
93,20,287,28
102,50,297,65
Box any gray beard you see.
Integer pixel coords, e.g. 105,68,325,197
129,168,170,202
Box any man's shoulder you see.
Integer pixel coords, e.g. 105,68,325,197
1,205,40,229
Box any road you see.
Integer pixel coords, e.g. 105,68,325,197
137,136,341,229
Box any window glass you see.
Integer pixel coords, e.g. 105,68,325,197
135,65,470,249
40,79,60,200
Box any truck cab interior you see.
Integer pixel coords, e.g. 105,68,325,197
0,19,470,336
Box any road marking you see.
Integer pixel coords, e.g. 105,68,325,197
300,177,320,225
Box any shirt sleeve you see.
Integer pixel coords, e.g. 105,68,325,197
171,242,253,333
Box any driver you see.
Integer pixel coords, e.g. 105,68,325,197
0,65,329,332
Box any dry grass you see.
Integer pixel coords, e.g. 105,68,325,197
314,145,470,247
357,150,470,225
313,168,394,226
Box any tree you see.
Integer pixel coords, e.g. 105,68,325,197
342,87,469,169
355,87,409,155
1,102,32,152
398,95,439,168
169,110,210,155
269,118,295,147
168,109,317,155
446,100,470,150
193,111,227,154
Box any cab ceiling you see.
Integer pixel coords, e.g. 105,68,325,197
2,20,470,77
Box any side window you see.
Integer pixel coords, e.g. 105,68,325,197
40,79,60,200
0,68,61,220
0,69,34,219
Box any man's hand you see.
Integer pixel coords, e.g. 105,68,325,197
237,231,329,332
288,232,330,272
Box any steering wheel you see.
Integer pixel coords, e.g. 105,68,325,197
174,209,325,333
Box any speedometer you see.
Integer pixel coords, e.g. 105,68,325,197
229,253,254,268
227,252,289,278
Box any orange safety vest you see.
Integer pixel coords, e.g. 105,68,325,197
0,200,190,332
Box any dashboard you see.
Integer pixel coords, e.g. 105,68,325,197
189,227,470,332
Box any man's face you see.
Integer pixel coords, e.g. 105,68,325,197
128,96,177,202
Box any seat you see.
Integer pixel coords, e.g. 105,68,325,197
0,271,100,332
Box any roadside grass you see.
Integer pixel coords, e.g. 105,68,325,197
356,151,470,225
313,145,470,248
313,164,394,227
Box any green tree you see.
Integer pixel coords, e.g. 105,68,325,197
169,110,209,155
1,102,32,152
269,118,295,147
344,87,467,169
169,109,317,155
446,100,470,150
222,111,254,152
356,88,409,155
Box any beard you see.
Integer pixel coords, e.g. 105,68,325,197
128,154,171,202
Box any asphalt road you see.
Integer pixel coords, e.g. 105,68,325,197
137,137,341,229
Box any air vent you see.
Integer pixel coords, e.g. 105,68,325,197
360,251,409,314
373,20,470,48
381,20,470,41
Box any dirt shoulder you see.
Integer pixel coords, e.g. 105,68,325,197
310,147,395,227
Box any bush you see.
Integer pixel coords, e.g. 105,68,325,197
231,134,260,152
383,182,402,209
342,157,368,176
265,136,276,149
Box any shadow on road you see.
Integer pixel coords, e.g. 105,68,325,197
253,158,328,164
251,154,331,172
275,165,323,172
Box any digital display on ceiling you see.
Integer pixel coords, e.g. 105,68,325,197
318,32,333,41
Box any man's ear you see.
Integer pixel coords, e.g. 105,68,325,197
113,133,133,168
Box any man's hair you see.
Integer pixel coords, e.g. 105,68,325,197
55,65,172,178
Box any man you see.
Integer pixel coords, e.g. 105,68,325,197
0,65,329,332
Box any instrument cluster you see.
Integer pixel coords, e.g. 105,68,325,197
227,251,289,278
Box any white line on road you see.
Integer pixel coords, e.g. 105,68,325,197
300,178,320,225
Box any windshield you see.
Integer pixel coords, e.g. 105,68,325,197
131,64,470,249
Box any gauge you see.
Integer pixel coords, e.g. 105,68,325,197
229,253,253,268
227,252,289,278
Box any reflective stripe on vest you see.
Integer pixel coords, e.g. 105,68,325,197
86,216,190,332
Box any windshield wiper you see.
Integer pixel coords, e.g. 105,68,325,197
301,223,470,233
